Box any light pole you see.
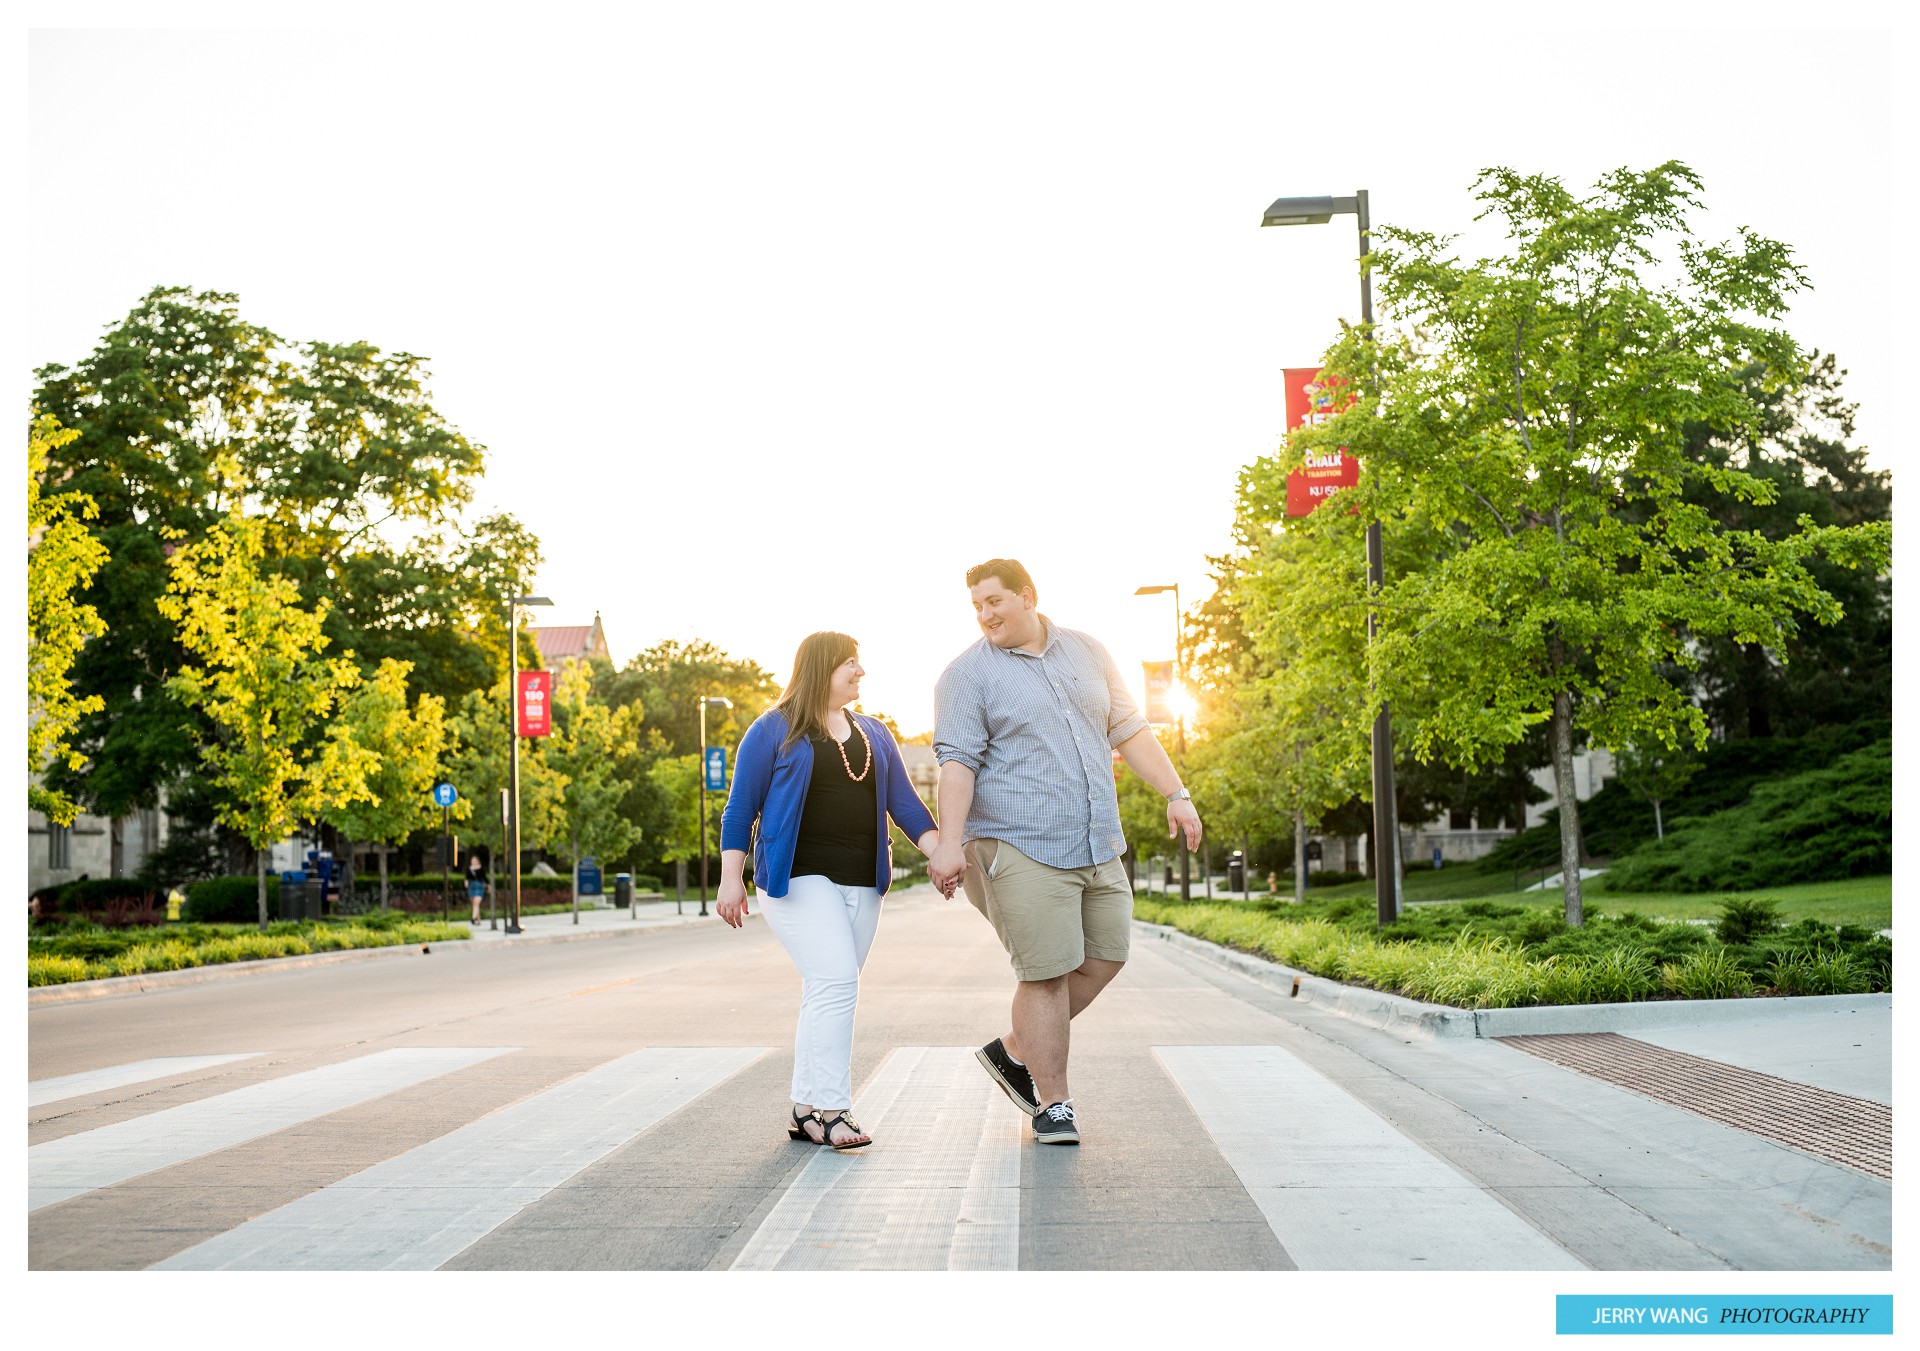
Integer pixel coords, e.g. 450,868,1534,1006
1261,188,1402,925
506,590,553,935
1134,583,1189,902
697,694,734,918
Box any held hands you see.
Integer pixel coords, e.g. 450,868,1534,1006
715,877,751,929
927,839,967,899
1168,796,1203,851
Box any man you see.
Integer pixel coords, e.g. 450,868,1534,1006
928,559,1203,1145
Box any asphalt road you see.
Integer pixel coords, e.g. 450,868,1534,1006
27,887,1891,1274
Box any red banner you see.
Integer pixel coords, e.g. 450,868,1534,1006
516,670,552,737
1283,367,1359,516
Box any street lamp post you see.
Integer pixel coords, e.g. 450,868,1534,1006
1262,188,1402,925
1134,583,1189,902
506,590,554,935
697,695,734,918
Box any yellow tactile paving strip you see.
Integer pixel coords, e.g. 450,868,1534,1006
1497,1032,1891,1181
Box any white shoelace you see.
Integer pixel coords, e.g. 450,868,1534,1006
1042,1101,1076,1123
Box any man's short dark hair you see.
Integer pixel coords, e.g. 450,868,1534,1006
966,558,1034,596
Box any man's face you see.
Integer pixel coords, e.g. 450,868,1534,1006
969,577,1039,648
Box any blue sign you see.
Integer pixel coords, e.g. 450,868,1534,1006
433,782,457,807
1432,845,1443,870
578,859,603,896
704,747,728,791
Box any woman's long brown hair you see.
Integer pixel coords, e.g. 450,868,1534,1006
773,631,858,751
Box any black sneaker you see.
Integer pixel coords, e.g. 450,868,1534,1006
1032,1100,1079,1145
976,1038,1039,1117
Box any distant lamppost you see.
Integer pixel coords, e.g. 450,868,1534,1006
1261,188,1402,925
697,695,734,918
1134,582,1189,902
506,590,553,934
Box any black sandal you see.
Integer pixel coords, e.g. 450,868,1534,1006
787,1105,823,1143
814,1110,872,1150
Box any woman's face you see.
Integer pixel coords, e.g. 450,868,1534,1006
827,651,863,710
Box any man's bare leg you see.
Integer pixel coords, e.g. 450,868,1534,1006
1004,957,1125,1104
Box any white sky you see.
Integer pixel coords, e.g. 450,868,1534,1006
23,5,1900,738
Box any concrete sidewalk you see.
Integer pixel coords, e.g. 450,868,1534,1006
1135,919,1892,1105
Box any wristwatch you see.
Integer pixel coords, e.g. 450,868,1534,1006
1165,788,1192,803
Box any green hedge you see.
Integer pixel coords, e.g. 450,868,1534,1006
184,875,281,923
55,878,160,914
1133,893,1890,1007
1604,742,1891,893
28,914,470,987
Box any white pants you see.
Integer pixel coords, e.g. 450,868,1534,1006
759,873,882,1110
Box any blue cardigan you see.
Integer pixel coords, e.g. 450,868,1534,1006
719,709,938,898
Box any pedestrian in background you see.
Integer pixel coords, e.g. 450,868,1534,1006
928,559,1203,1145
465,852,487,924
716,631,942,1150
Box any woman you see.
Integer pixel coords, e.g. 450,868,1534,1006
716,632,939,1150
465,851,487,924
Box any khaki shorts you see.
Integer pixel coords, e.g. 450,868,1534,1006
961,838,1133,982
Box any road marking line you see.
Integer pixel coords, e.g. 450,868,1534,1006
30,1047,513,1213
30,1054,270,1109
152,1046,770,1270
731,1046,1023,1271
1155,1045,1584,1270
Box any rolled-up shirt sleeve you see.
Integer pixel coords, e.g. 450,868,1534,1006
1096,638,1149,748
932,664,987,774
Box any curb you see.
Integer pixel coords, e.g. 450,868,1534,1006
1132,921,1892,1039
27,915,713,1008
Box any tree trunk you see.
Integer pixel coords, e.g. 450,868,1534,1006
256,848,268,933
379,847,390,911
339,835,354,915
572,825,581,926
1653,799,1664,840
1550,688,1586,927
1294,809,1307,905
1743,642,1773,738
1241,831,1251,901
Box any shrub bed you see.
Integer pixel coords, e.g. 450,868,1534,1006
26,912,469,987
1132,893,1890,1008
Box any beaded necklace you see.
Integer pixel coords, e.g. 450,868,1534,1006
828,715,872,782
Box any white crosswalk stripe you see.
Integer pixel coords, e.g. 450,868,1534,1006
731,1046,1023,1271
30,1047,513,1213
154,1046,771,1270
1156,1045,1585,1270
30,1054,269,1109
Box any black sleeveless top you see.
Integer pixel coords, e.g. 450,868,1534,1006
788,722,879,887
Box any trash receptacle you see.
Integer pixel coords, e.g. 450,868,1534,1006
278,871,307,921
615,872,633,915
1227,851,1246,892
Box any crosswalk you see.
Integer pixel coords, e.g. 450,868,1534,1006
30,1042,1586,1270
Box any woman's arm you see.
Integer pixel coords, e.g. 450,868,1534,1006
877,717,938,843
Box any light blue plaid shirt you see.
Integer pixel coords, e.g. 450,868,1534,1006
933,618,1148,869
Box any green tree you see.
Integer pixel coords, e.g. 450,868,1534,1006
1676,353,1891,738
1612,742,1701,841
1287,163,1891,926
33,286,519,819
594,639,776,757
326,658,453,908
28,414,107,825
544,666,641,905
645,753,713,889
156,507,376,929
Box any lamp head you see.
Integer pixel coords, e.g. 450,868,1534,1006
1261,194,1356,227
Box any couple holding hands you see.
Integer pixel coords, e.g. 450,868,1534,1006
715,559,1204,1149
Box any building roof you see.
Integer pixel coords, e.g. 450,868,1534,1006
529,613,611,670
531,625,593,661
